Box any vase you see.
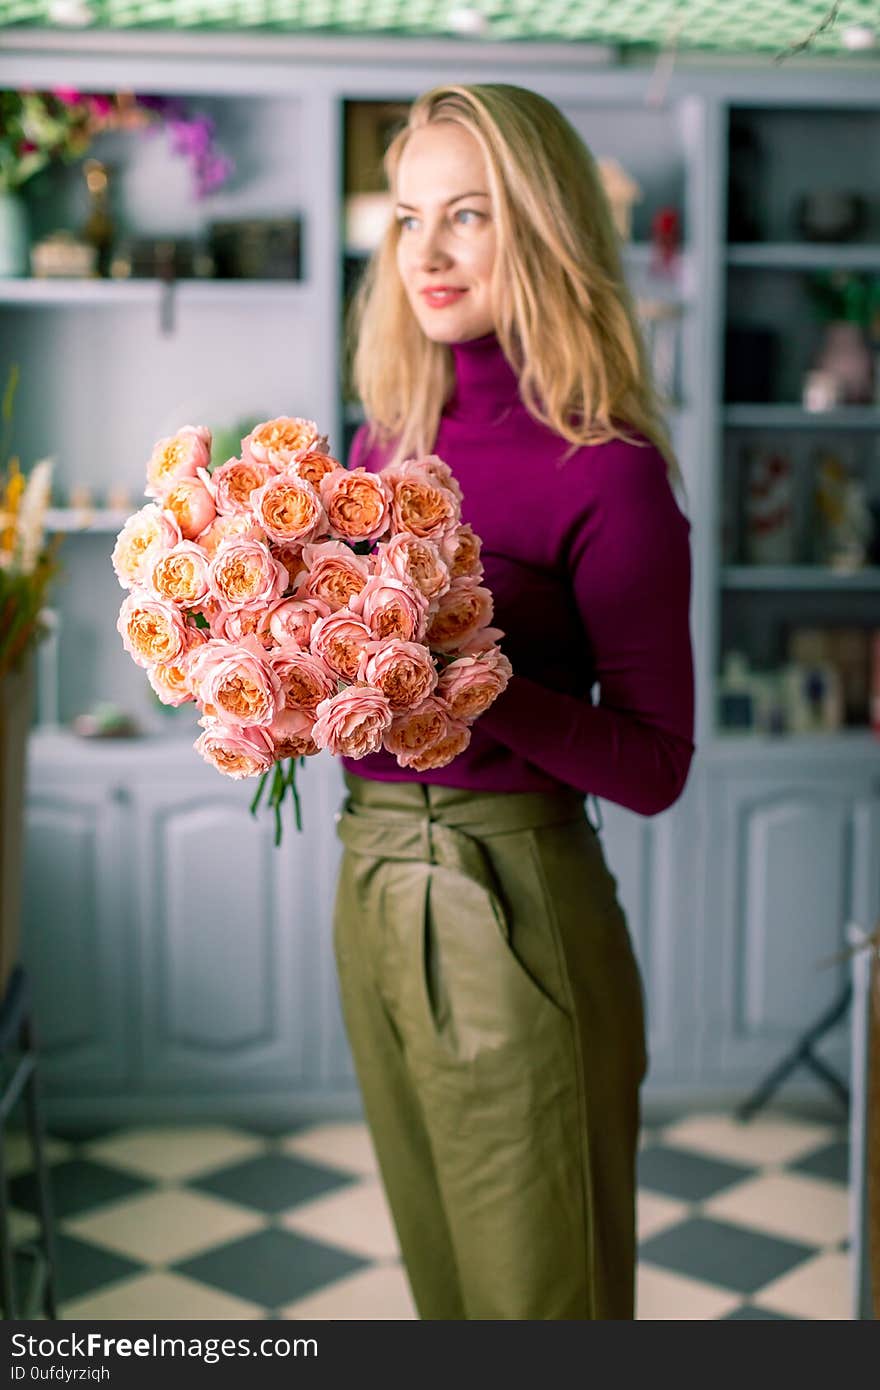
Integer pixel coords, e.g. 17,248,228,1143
0,649,36,998
0,188,29,277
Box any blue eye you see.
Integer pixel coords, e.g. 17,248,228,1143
396,215,417,232
455,209,481,224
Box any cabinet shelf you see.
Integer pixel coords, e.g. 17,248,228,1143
722,565,880,591
707,728,880,763
45,508,130,533
0,278,312,307
727,243,880,271
724,405,880,430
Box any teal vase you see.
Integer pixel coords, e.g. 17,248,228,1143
0,189,29,277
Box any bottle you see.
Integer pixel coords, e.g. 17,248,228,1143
81,159,115,279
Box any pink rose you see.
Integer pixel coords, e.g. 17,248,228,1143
209,456,272,516
293,450,346,491
145,425,212,500
250,473,325,545
310,608,374,681
148,540,211,609
382,457,460,539
273,541,307,589
425,577,494,654
400,716,471,770
319,467,392,544
267,595,331,649
195,512,267,557
312,686,394,757
357,639,438,711
440,523,484,580
408,453,464,504
117,592,189,669
163,475,217,541
270,646,337,714
146,628,208,706
375,532,451,604
454,625,506,657
294,540,372,612
242,417,327,471
436,650,513,721
189,637,284,728
208,605,270,646
267,707,320,759
382,695,449,761
112,503,182,590
207,537,289,612
194,719,277,779
350,575,429,642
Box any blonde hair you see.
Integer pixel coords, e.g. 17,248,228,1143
347,83,682,492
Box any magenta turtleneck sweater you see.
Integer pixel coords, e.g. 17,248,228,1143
340,331,695,816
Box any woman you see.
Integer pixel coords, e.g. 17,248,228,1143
333,83,694,1321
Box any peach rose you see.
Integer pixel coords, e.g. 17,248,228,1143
145,425,212,499
163,475,217,541
319,467,392,544
375,532,451,604
412,453,464,504
310,608,374,681
440,523,484,580
242,417,326,471
455,625,506,657
400,716,471,771
425,577,494,653
194,718,277,779
145,628,207,706
436,649,513,721
294,540,372,612
195,512,267,557
117,592,190,669
312,686,394,758
112,504,182,590
350,575,429,642
267,595,332,649
382,695,449,760
267,707,320,760
357,639,438,712
189,637,284,728
250,473,325,545
209,456,271,516
208,605,270,647
270,647,337,714
293,450,345,491
273,541,306,589
383,457,460,539
207,537,289,612
148,541,211,609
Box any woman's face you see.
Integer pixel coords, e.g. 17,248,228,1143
394,121,497,344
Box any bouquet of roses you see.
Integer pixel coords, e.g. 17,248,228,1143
113,417,512,844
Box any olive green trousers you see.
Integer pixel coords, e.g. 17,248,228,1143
332,770,648,1320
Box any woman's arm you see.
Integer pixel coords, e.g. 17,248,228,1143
477,442,695,816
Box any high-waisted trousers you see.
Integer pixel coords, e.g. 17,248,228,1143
331,769,649,1320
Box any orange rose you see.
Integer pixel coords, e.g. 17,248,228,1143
294,451,345,490
399,715,471,770
382,695,449,760
294,540,372,612
242,417,326,471
250,474,324,545
320,468,392,543
310,609,374,681
425,577,494,653
440,523,484,580
357,639,439,711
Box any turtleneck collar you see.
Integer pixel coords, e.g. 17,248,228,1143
445,330,523,424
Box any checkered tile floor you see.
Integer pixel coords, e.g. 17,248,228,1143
5,1109,852,1320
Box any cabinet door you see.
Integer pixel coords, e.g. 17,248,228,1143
129,755,353,1095
703,771,872,1087
599,777,700,1092
23,779,130,1089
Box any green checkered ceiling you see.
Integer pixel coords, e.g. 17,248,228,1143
1,1,878,54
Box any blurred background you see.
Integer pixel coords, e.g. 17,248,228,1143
0,0,878,1322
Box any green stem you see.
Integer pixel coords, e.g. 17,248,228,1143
249,770,269,816
286,758,303,833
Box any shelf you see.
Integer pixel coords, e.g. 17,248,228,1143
722,565,880,591
45,508,129,533
727,243,880,271
0,278,313,307
724,405,880,430
344,240,690,277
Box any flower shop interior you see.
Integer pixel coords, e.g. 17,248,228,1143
1,0,879,1325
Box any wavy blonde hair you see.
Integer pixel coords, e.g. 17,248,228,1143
347,83,682,491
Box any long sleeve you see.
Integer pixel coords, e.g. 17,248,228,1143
477,443,695,816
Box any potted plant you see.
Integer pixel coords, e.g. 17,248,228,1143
0,366,60,996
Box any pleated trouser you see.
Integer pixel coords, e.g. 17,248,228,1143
331,769,649,1320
